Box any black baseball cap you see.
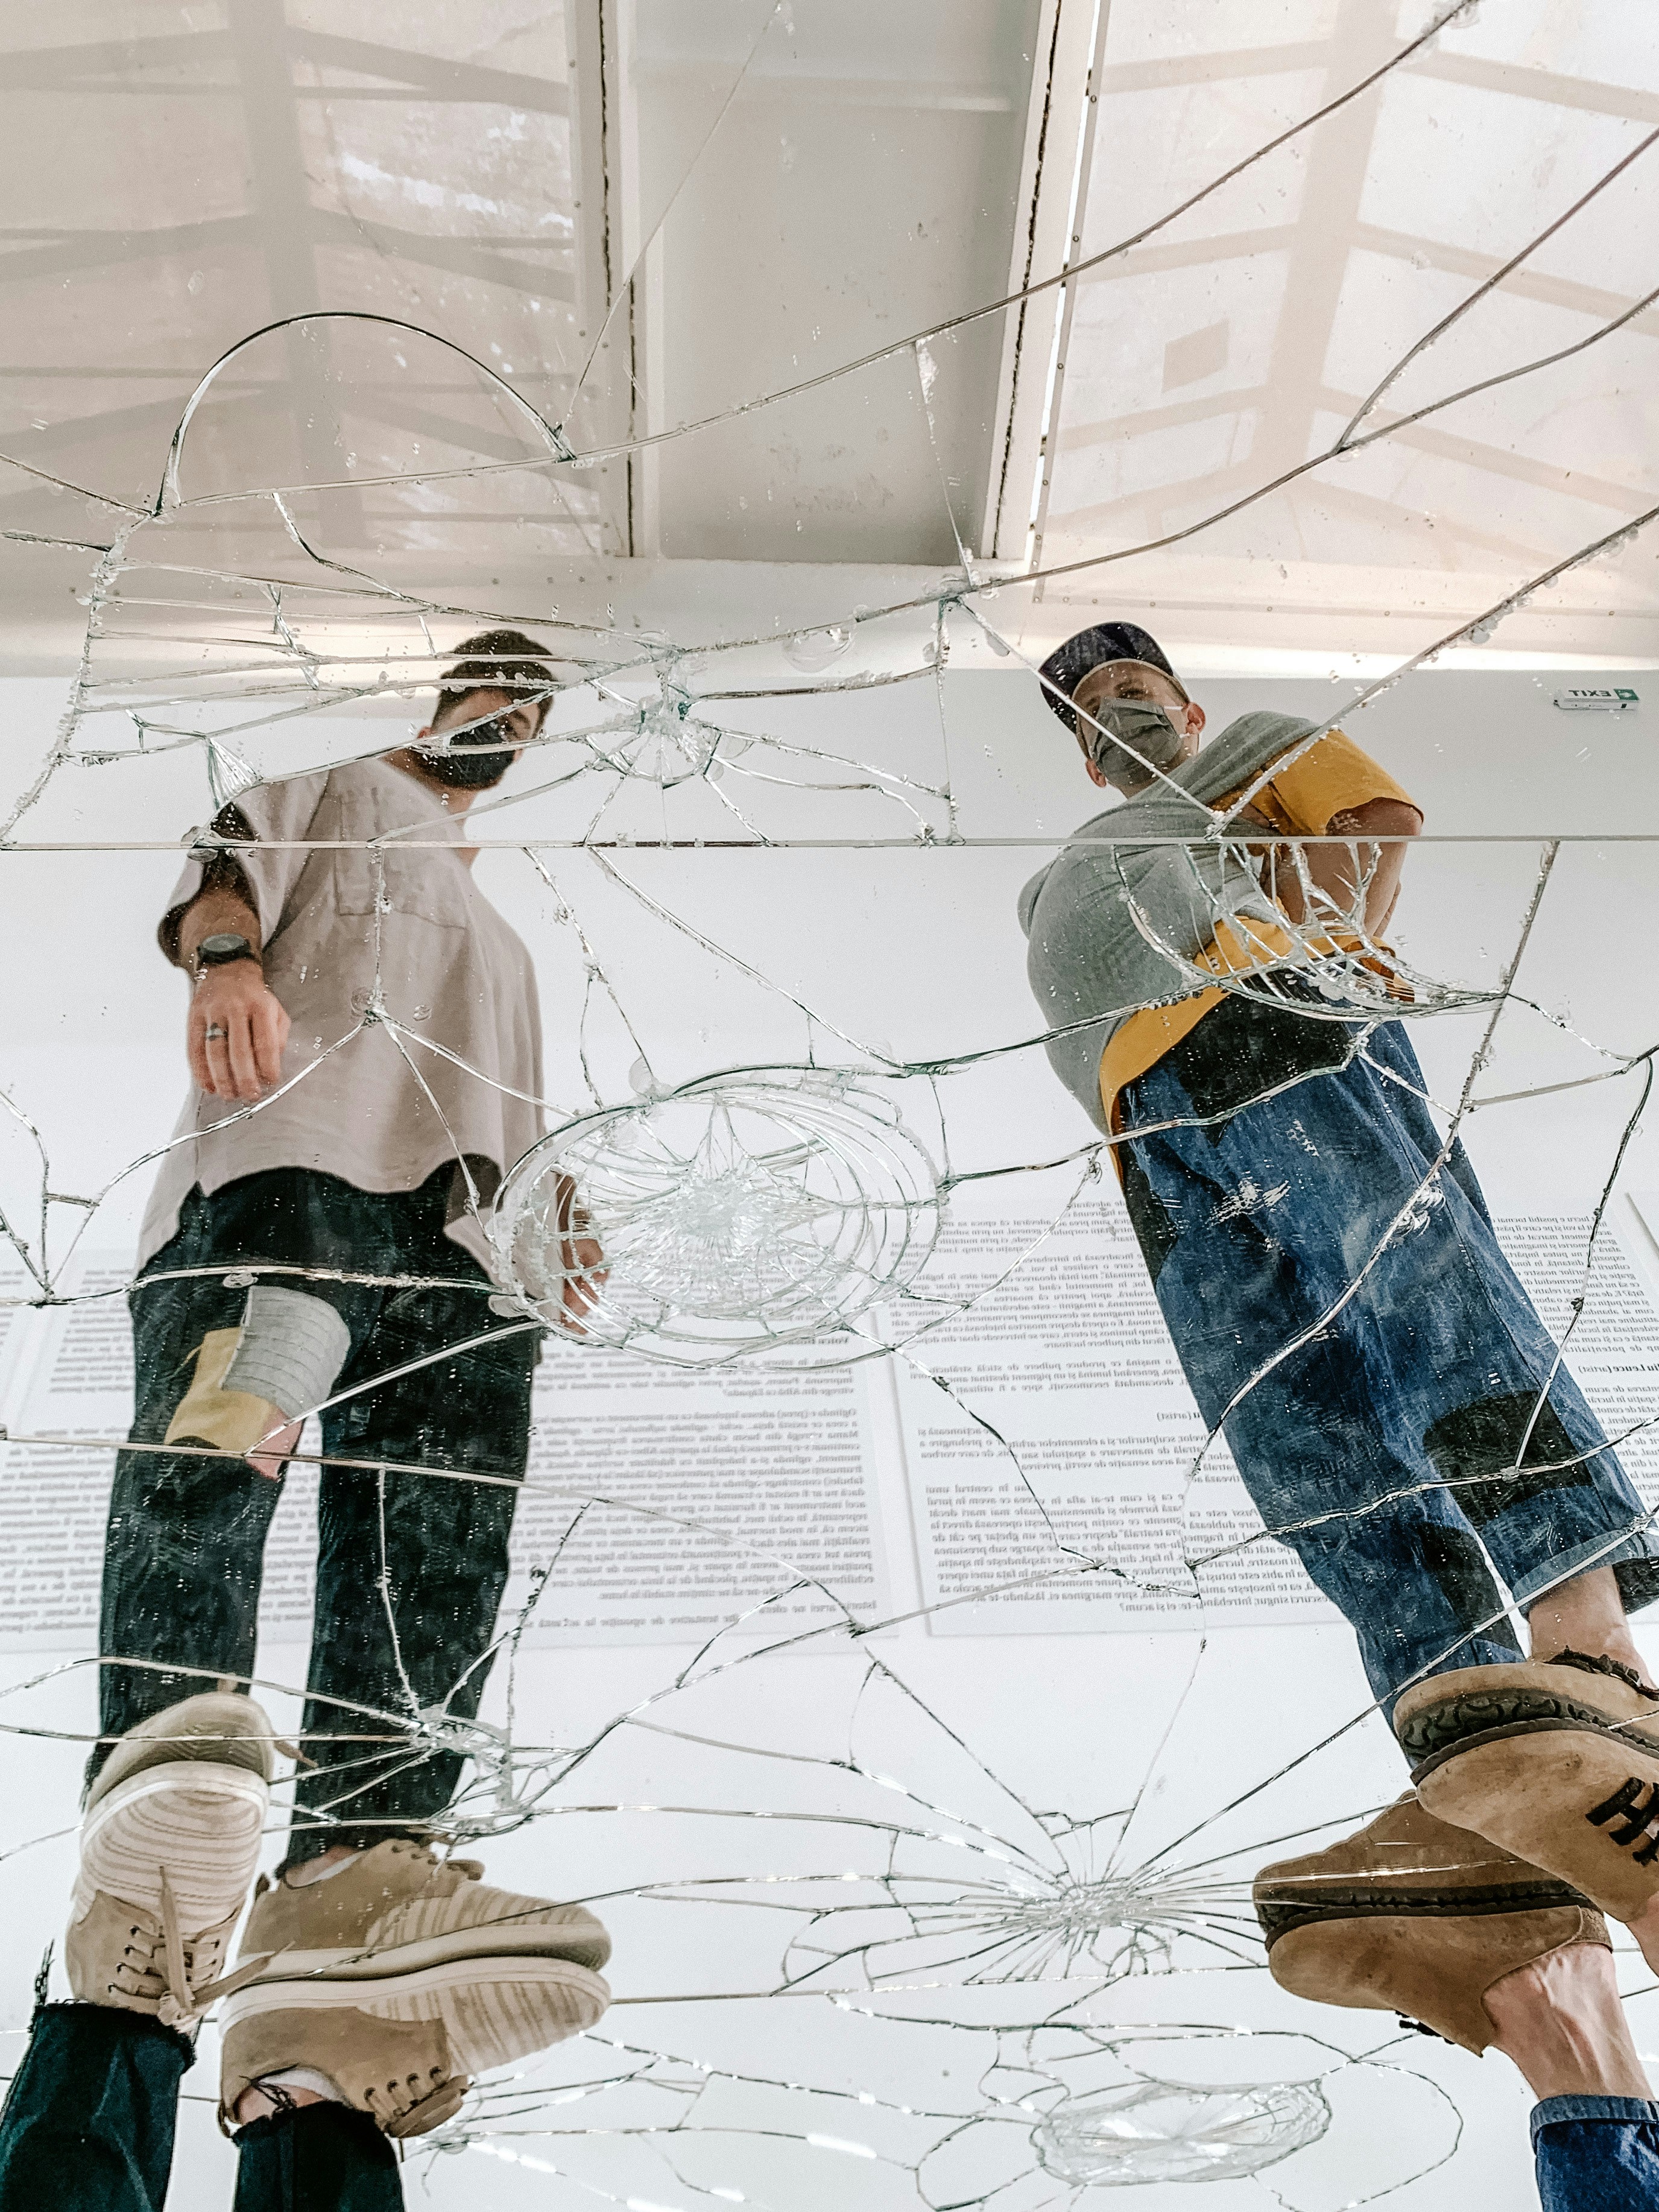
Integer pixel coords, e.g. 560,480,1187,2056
1037,621,1187,735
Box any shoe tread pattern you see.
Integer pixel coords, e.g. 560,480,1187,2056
1256,1877,1591,1948
1400,1686,1659,1774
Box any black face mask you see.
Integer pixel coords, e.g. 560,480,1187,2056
418,716,518,789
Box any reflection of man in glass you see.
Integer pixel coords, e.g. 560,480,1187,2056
1022,622,1659,2205
0,635,609,2201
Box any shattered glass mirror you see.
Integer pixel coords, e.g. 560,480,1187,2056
0,2,1656,2207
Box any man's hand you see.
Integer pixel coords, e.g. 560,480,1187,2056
189,961,291,1102
247,1417,302,1482
554,1174,607,1335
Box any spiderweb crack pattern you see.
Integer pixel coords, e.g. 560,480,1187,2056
0,1,1654,2202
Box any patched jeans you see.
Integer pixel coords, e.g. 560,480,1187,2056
1117,997,1659,1711
95,1166,539,1862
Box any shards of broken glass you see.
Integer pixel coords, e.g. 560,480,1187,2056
1031,2076,1330,2187
491,1069,941,1365
782,1809,1263,1990
783,624,855,673
438,2016,1451,2209
577,676,725,788
909,2026,1449,2208
573,1654,1269,1993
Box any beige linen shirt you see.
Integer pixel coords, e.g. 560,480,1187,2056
139,757,545,1275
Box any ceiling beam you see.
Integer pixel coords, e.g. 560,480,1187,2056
981,0,1107,565
223,0,367,544
1408,49,1659,127
306,209,576,300
289,30,568,113
2,26,568,113
562,1,633,560
1243,0,1397,548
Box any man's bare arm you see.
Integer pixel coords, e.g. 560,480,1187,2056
1316,796,1423,936
1253,796,1423,935
171,840,291,1104
174,868,258,970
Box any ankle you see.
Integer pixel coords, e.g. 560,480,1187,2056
281,1845,361,1888
1526,1568,1646,1684
1484,1942,1652,2102
233,2081,332,2126
1627,1891,1659,1977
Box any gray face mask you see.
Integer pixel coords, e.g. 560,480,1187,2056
1077,698,1188,788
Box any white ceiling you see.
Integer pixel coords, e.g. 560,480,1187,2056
0,0,1654,672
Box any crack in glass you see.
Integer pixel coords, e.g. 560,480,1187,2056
0,1,1654,2199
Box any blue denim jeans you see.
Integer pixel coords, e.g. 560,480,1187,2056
1117,997,1659,1709
1533,2096,1659,2208
95,1166,539,1861
0,2005,400,2210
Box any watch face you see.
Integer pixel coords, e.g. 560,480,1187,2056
199,932,253,963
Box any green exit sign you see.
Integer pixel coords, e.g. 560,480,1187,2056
1553,688,1639,711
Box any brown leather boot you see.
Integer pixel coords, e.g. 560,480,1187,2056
1254,1793,1607,2051
1395,1651,1659,1924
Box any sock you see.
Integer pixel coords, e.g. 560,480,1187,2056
248,2067,342,2105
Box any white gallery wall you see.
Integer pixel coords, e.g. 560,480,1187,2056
0,660,1655,2207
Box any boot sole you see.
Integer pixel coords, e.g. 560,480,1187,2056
239,1921,610,1983
1256,1877,1589,1948
80,1761,269,1929
220,1954,611,2073
1398,1683,1659,1780
1404,1692,1659,1922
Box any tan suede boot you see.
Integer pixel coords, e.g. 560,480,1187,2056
1395,1652,1659,1923
68,1692,274,2027
220,1838,611,2135
1254,1793,1608,2051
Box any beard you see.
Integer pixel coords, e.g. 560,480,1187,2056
419,748,514,789
417,728,517,788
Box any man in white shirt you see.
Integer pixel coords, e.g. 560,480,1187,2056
0,636,611,2198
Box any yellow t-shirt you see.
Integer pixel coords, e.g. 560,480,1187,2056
1098,727,1418,1133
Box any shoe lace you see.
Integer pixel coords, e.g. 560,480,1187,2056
385,1840,483,1896
390,1839,483,1881
150,1870,272,2030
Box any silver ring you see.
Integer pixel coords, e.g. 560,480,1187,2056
203,1024,229,1041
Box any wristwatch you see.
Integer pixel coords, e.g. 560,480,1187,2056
194,931,261,973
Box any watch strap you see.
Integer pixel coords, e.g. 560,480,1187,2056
195,932,260,972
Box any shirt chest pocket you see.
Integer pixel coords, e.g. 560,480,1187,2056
330,802,472,931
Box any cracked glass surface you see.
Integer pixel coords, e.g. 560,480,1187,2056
0,1,1655,2205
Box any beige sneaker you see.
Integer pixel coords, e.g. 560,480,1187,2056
68,1692,274,2027
219,1839,611,2137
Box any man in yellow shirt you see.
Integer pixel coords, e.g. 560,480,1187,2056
1022,624,1659,2205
